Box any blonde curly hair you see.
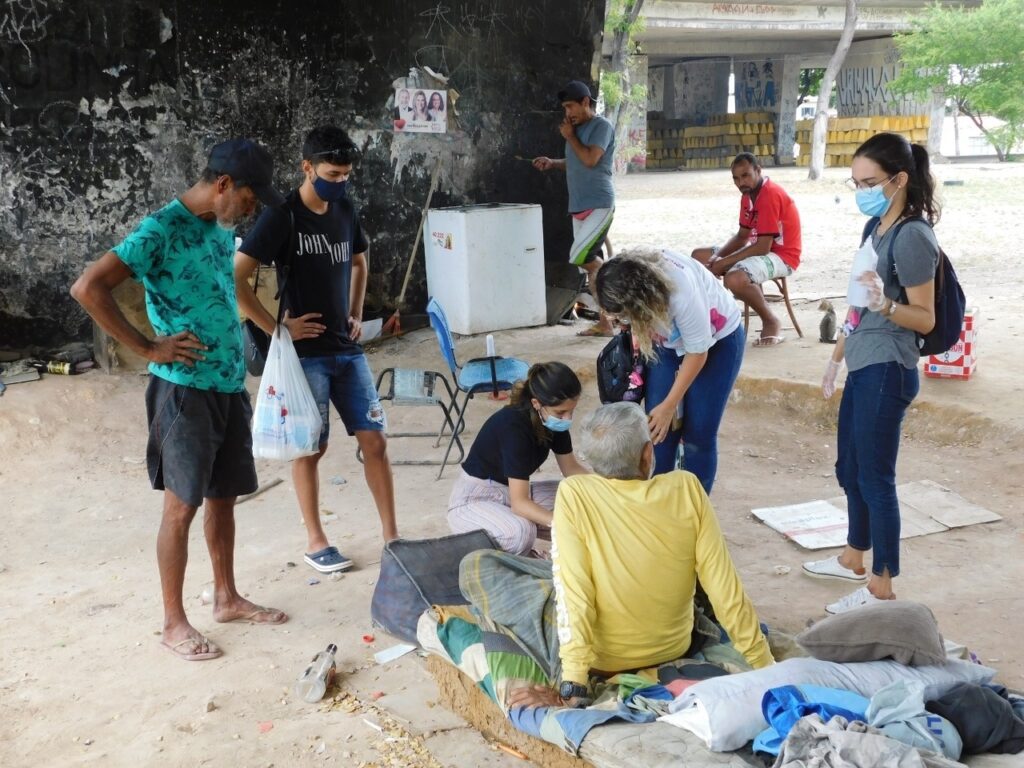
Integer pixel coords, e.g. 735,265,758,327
593,247,674,361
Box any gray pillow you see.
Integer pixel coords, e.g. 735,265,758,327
797,601,945,666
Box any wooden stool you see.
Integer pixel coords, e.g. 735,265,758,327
743,276,803,338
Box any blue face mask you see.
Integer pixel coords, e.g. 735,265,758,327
855,178,894,218
313,173,348,202
542,414,572,432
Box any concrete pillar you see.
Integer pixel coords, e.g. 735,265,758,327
672,60,730,124
711,61,730,116
648,65,666,115
662,66,676,118
776,54,802,166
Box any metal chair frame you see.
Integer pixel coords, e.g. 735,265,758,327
426,298,530,479
356,367,468,468
743,276,804,338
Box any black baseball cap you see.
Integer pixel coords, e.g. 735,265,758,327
558,80,594,102
206,138,285,207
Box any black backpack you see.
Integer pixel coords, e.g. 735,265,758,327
861,216,966,357
596,329,639,403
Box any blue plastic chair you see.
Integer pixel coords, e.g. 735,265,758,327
426,297,530,478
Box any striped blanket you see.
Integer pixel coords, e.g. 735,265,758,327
416,549,756,755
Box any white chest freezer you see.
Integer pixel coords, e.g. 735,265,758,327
424,203,546,335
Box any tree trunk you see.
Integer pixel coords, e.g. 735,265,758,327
953,102,960,157
961,101,1006,161
604,0,645,173
809,0,858,180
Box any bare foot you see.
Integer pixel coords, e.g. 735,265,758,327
576,323,614,338
213,596,288,625
162,622,222,660
757,316,782,345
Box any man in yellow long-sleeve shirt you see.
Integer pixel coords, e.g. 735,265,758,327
510,402,773,709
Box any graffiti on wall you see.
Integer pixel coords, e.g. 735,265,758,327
837,47,926,117
735,59,777,112
673,61,720,124
648,66,664,113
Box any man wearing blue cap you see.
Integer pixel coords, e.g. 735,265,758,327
71,138,288,661
533,80,617,336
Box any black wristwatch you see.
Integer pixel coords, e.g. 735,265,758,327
558,681,589,701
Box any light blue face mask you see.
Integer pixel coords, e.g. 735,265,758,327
543,415,572,432
855,177,894,218
541,408,573,432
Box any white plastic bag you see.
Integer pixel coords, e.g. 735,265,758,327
251,325,322,461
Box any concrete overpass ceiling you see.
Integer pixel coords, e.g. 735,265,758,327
620,0,983,60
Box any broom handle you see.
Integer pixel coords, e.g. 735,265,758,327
395,157,443,310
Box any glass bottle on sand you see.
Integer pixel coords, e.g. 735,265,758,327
294,643,337,703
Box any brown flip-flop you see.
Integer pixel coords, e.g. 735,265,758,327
161,635,223,661
216,605,289,625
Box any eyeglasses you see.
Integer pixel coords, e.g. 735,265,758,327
845,175,894,192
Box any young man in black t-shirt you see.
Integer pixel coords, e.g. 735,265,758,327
234,126,398,573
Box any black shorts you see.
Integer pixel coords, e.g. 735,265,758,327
145,376,258,507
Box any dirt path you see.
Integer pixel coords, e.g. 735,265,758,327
1,163,1021,767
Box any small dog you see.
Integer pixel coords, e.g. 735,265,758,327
819,299,837,344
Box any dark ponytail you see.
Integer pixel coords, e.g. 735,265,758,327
854,132,940,225
510,362,582,444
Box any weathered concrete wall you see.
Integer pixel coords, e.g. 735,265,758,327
0,0,603,348
836,39,928,118
647,65,665,114
670,59,728,124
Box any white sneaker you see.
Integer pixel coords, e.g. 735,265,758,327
802,555,868,583
825,586,887,615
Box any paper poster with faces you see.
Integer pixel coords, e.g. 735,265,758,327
393,88,447,133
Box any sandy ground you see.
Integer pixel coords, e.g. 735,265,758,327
1,163,1022,767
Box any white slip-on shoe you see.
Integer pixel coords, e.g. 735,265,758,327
825,586,887,615
802,555,868,583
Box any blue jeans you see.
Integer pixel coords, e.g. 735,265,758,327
835,361,919,577
300,353,385,445
644,325,745,491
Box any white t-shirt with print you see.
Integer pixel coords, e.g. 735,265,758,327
657,249,742,356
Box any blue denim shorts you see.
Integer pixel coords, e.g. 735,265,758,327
299,353,385,445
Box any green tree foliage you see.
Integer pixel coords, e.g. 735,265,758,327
798,69,825,107
602,0,646,173
892,0,1024,160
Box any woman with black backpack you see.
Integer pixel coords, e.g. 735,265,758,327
805,132,940,616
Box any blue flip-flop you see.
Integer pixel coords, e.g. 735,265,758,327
304,546,354,573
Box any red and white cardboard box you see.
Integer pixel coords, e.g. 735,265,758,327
924,309,978,380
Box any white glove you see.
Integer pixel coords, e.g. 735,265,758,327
822,359,844,400
858,271,887,312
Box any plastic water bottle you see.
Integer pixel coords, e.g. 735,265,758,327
294,643,337,703
485,334,496,357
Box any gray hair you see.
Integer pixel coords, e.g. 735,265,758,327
578,402,651,480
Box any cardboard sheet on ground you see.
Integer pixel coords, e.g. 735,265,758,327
753,480,1002,550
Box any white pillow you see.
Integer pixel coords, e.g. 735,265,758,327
659,657,994,752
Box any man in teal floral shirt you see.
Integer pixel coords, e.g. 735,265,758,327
71,139,289,661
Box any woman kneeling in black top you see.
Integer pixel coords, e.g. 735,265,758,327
447,362,590,554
